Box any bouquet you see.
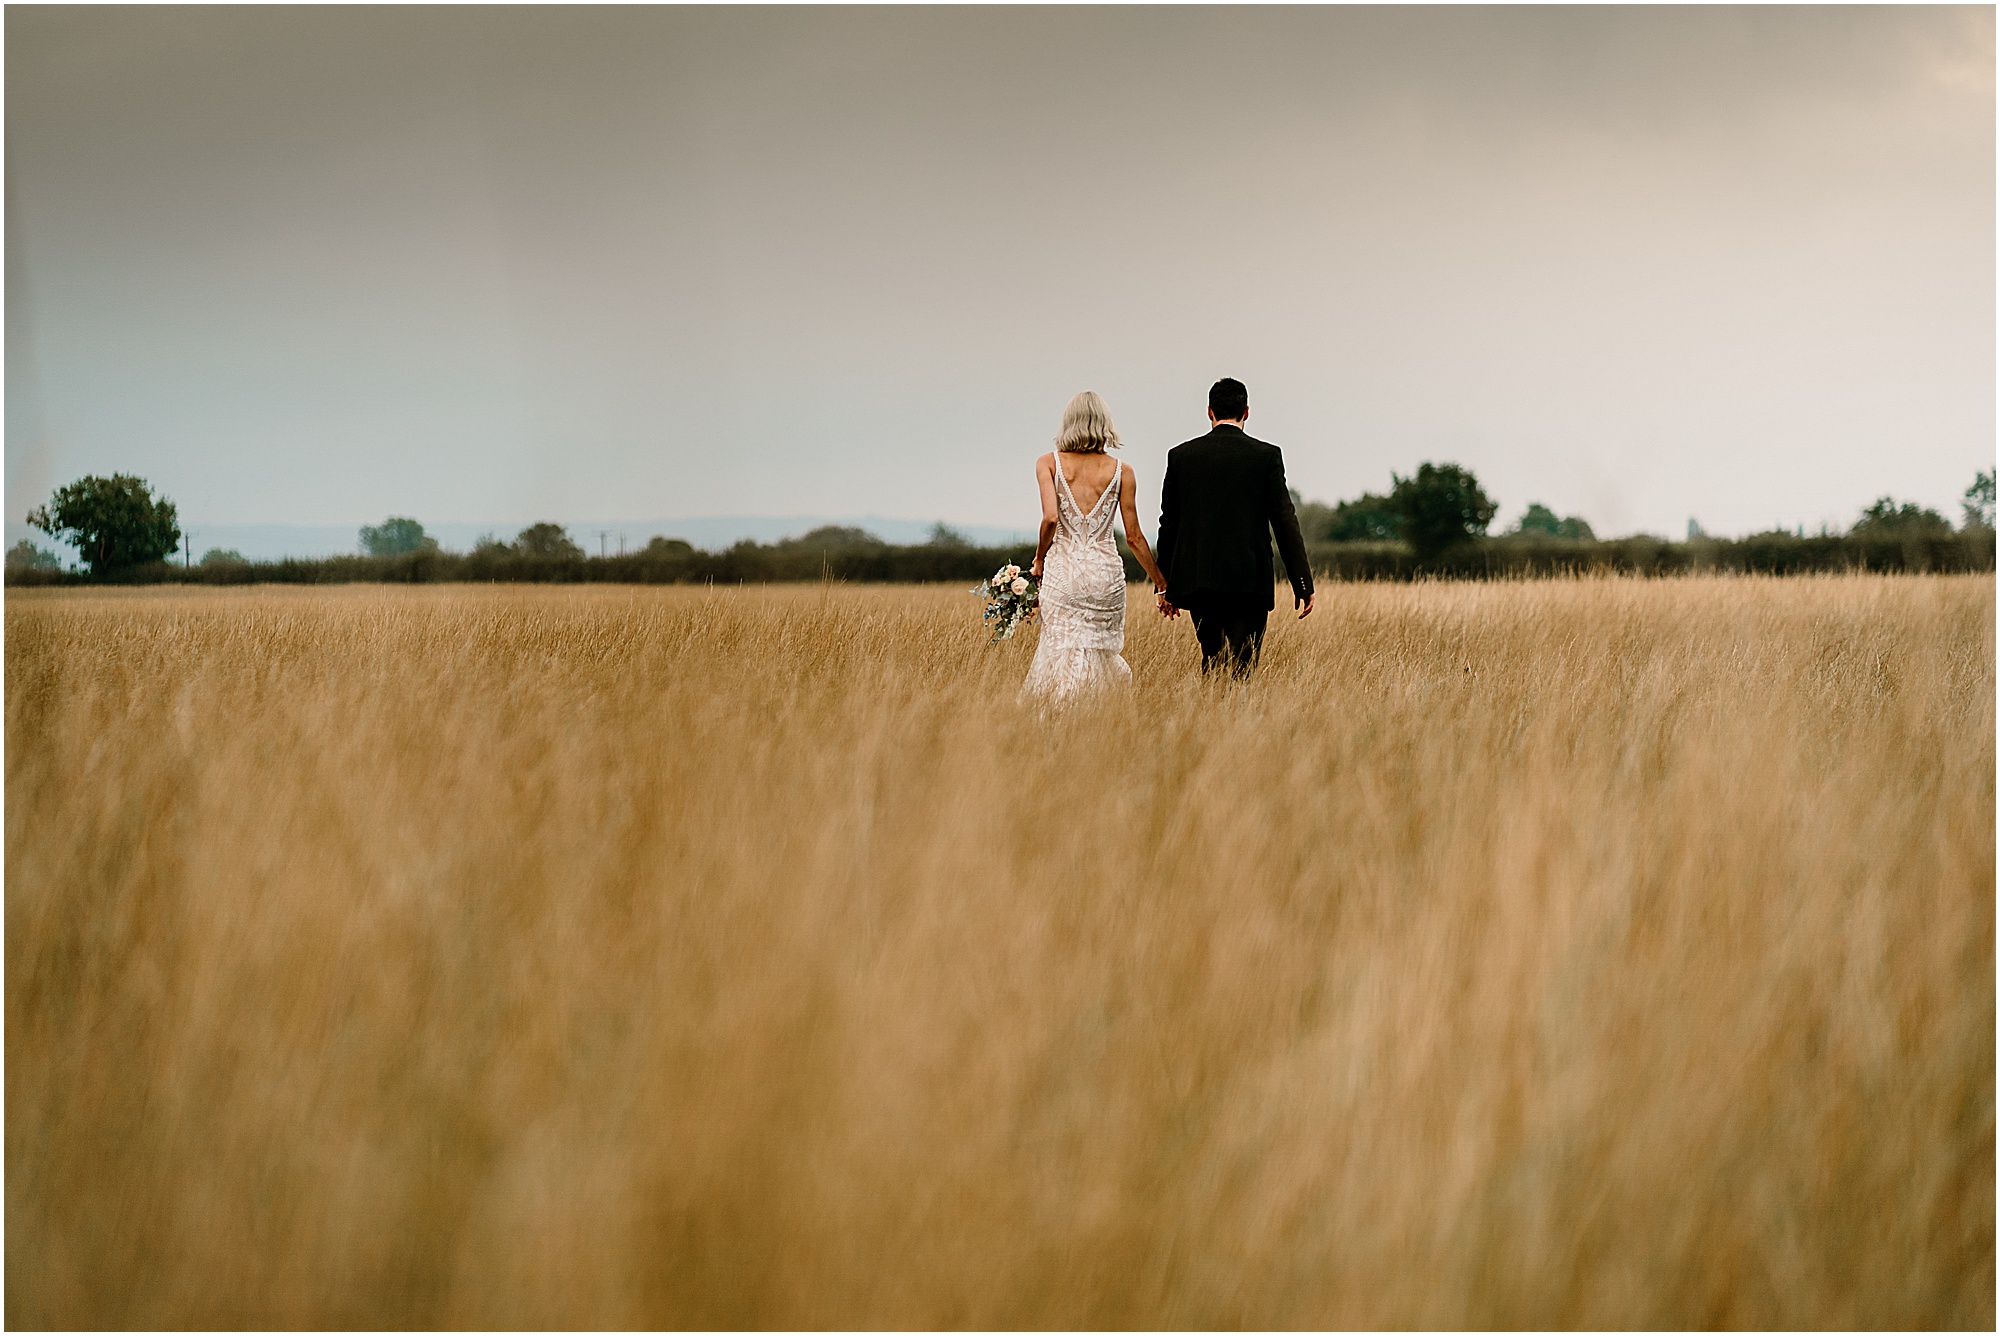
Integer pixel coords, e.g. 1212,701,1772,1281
973,562,1039,641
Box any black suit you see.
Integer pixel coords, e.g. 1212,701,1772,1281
1155,424,1314,675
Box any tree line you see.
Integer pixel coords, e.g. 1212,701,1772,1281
9,465,1996,585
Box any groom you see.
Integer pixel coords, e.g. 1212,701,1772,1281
1154,378,1315,675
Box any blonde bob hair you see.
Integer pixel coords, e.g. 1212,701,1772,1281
1054,390,1122,454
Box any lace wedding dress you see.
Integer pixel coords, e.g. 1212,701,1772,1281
1022,458,1132,702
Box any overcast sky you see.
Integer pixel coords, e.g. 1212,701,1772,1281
7,5,1993,545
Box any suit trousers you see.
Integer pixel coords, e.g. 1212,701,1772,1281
1189,598,1269,677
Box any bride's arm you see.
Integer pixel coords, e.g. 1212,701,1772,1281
1116,462,1169,591
1030,453,1059,578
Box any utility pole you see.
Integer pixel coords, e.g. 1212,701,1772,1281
598,530,608,560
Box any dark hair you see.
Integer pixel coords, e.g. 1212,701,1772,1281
1209,377,1248,420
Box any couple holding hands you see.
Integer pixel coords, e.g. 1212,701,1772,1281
1021,377,1315,703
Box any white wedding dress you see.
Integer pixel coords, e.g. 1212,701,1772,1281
1022,457,1132,702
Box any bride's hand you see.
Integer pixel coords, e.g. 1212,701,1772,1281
1029,558,1043,578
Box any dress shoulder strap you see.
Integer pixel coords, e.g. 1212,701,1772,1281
1052,453,1076,509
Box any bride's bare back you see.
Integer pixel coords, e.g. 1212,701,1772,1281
1053,451,1119,515
1033,452,1157,573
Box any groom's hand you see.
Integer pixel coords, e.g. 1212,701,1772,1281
1155,590,1178,619
1296,591,1315,620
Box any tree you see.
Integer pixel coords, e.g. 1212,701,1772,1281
643,536,694,557
200,548,248,566
359,517,437,556
1390,463,1498,562
515,523,584,559
1512,502,1594,541
1294,500,1332,540
6,540,62,571
1320,492,1402,542
781,525,885,551
1514,502,1561,535
27,474,180,573
1852,497,1950,538
1963,471,1995,531
926,522,972,549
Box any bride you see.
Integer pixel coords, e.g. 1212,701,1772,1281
1021,391,1171,702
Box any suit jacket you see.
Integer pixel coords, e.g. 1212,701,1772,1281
1155,424,1314,612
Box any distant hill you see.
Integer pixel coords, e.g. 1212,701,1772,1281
3,516,1034,565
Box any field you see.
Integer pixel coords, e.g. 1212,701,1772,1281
7,576,1993,1328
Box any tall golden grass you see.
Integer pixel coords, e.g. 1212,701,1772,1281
7,575,1993,1328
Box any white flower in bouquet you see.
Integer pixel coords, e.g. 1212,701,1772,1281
1010,577,1028,594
